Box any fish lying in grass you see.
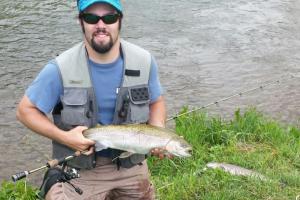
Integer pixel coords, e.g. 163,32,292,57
83,124,192,157
206,162,266,180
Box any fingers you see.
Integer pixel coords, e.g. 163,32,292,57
151,148,172,160
166,154,174,159
85,138,96,146
75,145,94,154
76,126,95,145
151,148,164,156
74,150,81,157
68,126,95,151
83,146,95,156
75,146,95,156
78,139,95,152
73,126,88,132
159,153,164,160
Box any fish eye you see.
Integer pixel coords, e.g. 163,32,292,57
180,143,189,148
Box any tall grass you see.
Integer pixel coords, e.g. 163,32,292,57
1,108,299,199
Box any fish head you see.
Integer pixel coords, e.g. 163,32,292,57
206,162,221,169
165,140,192,157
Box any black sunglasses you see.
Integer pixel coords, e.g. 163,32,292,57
80,13,120,25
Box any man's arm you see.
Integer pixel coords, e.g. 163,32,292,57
148,96,172,159
16,95,95,152
148,96,166,128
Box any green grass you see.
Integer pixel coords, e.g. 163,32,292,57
148,107,300,200
1,107,299,199
0,180,38,200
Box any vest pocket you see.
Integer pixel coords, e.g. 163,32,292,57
113,86,150,124
61,89,90,126
128,86,150,123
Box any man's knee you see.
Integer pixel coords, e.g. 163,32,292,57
45,182,64,200
45,182,83,200
107,179,155,200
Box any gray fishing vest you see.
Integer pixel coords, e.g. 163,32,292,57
52,39,151,169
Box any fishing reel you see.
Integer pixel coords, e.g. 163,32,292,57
65,167,81,180
38,166,82,199
12,151,85,198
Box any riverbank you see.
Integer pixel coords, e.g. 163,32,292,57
1,108,299,199
1,0,300,185
150,107,300,199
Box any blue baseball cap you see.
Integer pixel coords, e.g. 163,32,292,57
78,0,122,13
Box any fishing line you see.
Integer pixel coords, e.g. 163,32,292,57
17,74,297,165
166,73,297,122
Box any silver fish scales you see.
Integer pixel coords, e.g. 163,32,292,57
83,124,192,157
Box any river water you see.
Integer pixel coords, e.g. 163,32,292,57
0,0,299,185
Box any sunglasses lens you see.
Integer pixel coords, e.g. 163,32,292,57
81,13,119,25
82,13,100,24
102,14,119,24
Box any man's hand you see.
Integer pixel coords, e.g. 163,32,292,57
75,146,95,156
148,96,170,159
16,96,95,156
151,147,173,160
64,126,95,154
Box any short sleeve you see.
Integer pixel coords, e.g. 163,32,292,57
148,56,163,103
25,61,63,114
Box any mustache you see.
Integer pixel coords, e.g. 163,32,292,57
93,28,109,35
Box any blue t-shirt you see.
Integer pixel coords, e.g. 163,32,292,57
26,55,162,125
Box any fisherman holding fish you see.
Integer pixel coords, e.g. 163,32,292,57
16,0,168,199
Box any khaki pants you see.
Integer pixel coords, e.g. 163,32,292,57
46,157,155,200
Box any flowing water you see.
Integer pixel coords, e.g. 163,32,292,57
0,0,299,185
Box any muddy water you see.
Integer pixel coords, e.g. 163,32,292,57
0,0,299,185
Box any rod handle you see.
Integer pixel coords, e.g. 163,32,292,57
47,159,59,168
11,171,29,182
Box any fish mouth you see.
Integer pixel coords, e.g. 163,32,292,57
174,148,192,157
185,148,193,157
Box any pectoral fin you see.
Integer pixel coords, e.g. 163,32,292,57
94,141,108,152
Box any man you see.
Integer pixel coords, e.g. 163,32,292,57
17,0,166,199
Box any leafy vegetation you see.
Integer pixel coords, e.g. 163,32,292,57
1,108,299,199
0,180,38,200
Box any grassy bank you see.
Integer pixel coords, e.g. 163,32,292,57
1,108,299,199
149,107,300,199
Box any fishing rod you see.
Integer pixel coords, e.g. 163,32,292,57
12,74,296,180
12,151,84,182
166,74,296,122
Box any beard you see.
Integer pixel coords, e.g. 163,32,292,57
90,28,114,54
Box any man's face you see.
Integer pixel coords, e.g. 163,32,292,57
80,3,120,54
